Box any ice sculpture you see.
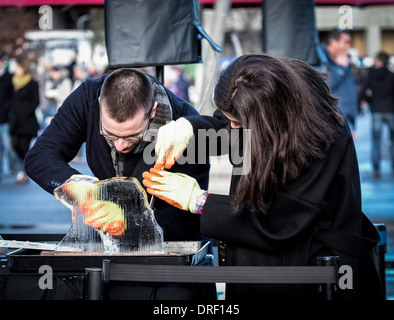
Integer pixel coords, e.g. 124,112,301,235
54,176,164,254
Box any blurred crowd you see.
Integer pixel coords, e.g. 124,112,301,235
0,51,194,185
318,29,394,179
0,51,104,184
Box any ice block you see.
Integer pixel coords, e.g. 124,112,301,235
54,176,164,254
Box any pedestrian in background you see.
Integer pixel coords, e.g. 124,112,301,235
72,65,87,92
320,29,359,140
43,65,72,128
71,64,88,163
9,55,40,184
359,51,394,178
173,66,190,103
0,52,17,181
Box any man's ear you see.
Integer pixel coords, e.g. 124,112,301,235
151,101,158,119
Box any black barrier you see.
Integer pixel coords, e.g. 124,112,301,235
373,223,387,295
90,258,338,300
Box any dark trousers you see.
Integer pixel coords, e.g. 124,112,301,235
372,112,394,171
11,134,34,162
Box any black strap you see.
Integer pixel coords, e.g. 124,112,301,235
317,224,379,258
105,263,336,284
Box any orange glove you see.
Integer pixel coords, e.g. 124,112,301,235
54,175,125,236
82,198,125,236
142,168,205,213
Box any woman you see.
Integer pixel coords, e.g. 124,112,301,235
143,54,384,300
9,55,39,183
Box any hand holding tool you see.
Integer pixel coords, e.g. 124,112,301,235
142,168,205,213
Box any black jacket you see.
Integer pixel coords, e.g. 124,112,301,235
188,112,384,300
9,79,39,136
359,66,394,113
0,70,14,124
25,75,210,241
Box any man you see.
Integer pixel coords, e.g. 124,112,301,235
359,51,394,178
320,29,358,139
25,68,210,242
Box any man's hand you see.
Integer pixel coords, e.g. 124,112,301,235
334,51,350,67
55,174,99,204
54,175,125,236
83,199,125,236
154,117,194,170
142,168,205,213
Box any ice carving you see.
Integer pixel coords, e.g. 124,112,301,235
54,176,164,254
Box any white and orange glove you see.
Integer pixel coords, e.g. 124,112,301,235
142,168,207,214
54,175,125,236
154,117,194,170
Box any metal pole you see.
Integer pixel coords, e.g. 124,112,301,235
317,256,339,300
156,66,164,84
85,267,103,300
373,223,387,296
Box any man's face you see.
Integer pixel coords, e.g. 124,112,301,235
374,57,384,68
335,33,351,54
100,103,152,154
14,63,24,76
50,69,61,80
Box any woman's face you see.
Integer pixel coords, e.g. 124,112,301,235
14,63,24,76
222,111,243,129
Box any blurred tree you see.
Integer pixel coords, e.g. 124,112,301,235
89,8,105,49
0,7,37,58
197,0,231,115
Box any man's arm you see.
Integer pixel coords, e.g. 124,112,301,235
153,162,209,241
25,80,92,194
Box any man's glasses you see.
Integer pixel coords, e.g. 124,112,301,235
100,108,153,143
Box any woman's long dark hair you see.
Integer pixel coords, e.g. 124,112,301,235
214,54,345,214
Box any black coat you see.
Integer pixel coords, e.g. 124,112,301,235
0,70,14,124
359,67,394,113
9,79,39,136
25,75,210,242
188,112,384,300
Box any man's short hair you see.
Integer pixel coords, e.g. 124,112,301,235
100,68,154,122
376,51,389,67
326,28,351,44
